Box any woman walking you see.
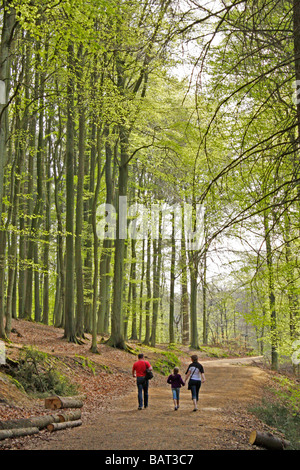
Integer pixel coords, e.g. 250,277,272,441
185,355,205,411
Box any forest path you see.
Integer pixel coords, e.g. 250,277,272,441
25,356,267,450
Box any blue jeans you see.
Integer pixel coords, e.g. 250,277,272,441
172,388,180,401
137,377,149,408
189,379,201,401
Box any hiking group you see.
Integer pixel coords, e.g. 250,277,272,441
132,353,206,412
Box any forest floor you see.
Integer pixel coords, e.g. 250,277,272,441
0,319,287,451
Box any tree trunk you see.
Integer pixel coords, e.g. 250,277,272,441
91,126,102,353
0,2,15,219
169,211,175,344
150,210,162,347
107,147,128,349
130,238,138,340
202,211,208,345
263,210,278,370
249,430,290,450
283,207,299,341
138,239,145,342
189,251,199,349
83,112,96,334
106,66,129,351
45,396,84,410
98,127,114,335
57,410,82,422
181,207,189,346
0,230,7,340
293,0,300,145
144,229,152,345
42,117,51,326
24,39,44,322
64,42,76,342
47,420,82,432
53,124,65,328
0,427,39,441
75,45,86,339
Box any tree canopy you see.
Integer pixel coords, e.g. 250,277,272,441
0,0,299,372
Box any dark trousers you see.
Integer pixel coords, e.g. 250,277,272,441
136,377,149,408
189,379,201,401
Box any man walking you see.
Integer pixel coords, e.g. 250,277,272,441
132,353,153,410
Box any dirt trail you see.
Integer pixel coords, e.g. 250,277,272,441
25,356,267,451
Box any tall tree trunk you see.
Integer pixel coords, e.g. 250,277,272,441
143,229,152,345
124,254,131,341
283,208,299,341
75,46,86,339
130,238,138,340
91,128,102,353
64,42,76,343
42,116,51,325
0,3,15,339
106,128,128,349
98,127,114,334
150,210,162,347
53,123,65,328
180,206,189,345
0,1,15,219
202,210,208,345
202,249,208,345
169,211,175,344
5,61,26,335
263,210,278,370
138,239,145,342
83,116,96,334
24,41,44,321
293,0,300,145
0,230,7,340
189,250,199,349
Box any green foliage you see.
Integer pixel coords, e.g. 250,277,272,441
75,355,97,376
250,374,300,449
74,354,112,374
167,343,182,353
250,399,300,450
7,347,78,398
199,346,229,358
153,350,180,376
270,376,300,415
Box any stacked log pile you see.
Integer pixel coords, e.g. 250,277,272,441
0,396,83,441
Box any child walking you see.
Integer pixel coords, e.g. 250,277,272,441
167,367,185,410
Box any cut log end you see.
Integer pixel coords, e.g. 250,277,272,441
47,419,82,432
249,430,291,450
249,430,257,445
57,410,81,423
45,396,84,410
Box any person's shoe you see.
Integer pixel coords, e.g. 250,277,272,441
193,408,198,412
174,406,178,410
138,407,142,410
144,405,148,409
